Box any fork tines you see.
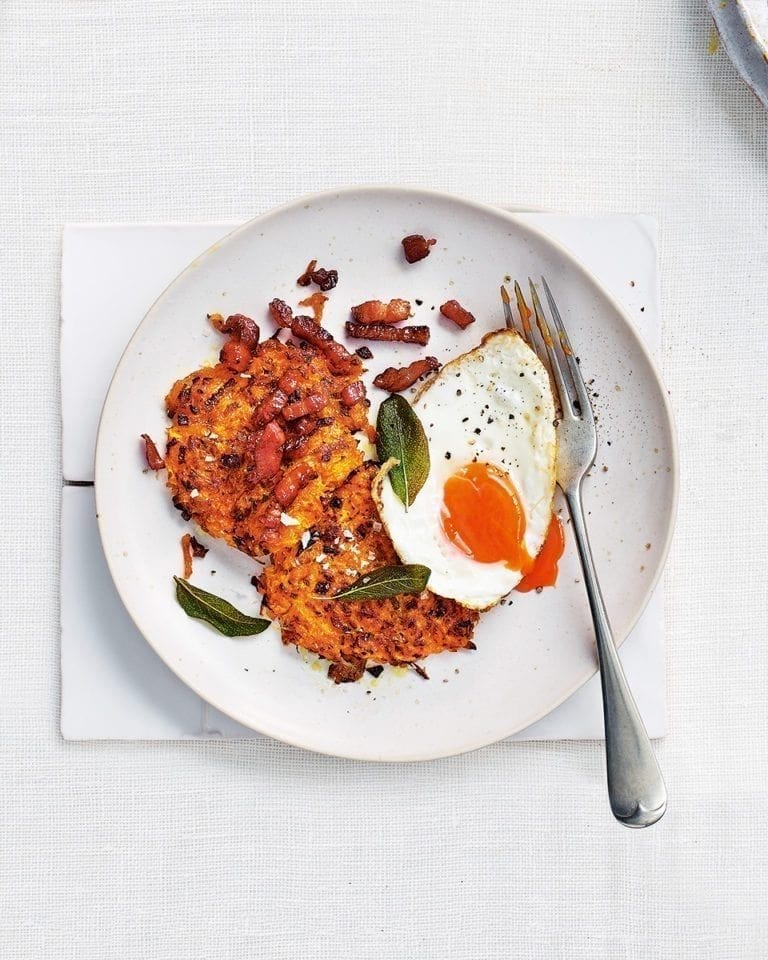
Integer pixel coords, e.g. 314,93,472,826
500,277,594,424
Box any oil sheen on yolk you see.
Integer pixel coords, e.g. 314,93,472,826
441,463,533,570
515,515,565,592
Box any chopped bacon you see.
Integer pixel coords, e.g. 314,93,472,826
220,339,252,372
401,234,436,263
269,298,294,327
251,421,285,482
328,659,367,683
253,372,306,426
277,371,300,394
312,268,337,291
296,259,317,286
300,414,331,436
283,435,308,459
350,299,412,325
282,391,327,421
274,462,318,508
440,299,476,330
288,314,361,375
355,346,373,360
254,389,288,425
373,357,440,393
141,433,165,470
225,314,260,349
189,536,209,558
209,312,260,348
284,416,331,459
340,380,367,407
298,291,328,323
297,259,338,291
181,534,194,579
345,321,430,346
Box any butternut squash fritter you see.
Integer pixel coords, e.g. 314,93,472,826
262,463,479,673
165,338,368,556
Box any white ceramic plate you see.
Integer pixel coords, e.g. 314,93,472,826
95,186,677,761
708,0,768,110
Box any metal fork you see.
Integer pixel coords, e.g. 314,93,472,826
501,278,667,828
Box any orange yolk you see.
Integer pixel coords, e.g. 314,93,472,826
441,463,534,570
441,462,565,591
515,515,565,592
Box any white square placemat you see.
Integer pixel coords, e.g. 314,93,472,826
60,212,666,742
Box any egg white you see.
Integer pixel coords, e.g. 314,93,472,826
373,329,557,609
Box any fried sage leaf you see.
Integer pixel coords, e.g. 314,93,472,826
174,577,271,637
331,564,431,601
375,394,430,509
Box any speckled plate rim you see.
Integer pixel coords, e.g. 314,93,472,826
95,185,679,760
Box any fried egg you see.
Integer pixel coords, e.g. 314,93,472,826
373,329,557,609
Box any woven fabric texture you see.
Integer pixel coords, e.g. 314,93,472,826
1,1,767,957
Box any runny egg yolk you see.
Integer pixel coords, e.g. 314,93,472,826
441,463,533,570
515,515,565,592
440,462,565,590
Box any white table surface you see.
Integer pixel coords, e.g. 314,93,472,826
2,2,767,958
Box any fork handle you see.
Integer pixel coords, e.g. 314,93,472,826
565,487,667,828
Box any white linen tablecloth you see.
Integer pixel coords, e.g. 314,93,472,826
1,2,767,958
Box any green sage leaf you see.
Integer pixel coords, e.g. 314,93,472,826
330,564,431,601
376,395,430,509
174,577,271,637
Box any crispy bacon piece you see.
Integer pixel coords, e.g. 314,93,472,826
251,421,285,482
179,534,209,575
328,659,367,684
181,534,194,579
282,416,332,458
288,314,361,375
297,259,338,291
269,298,294,327
141,433,165,470
312,268,337,291
228,314,260,348
401,234,436,263
296,259,317,286
209,312,260,349
254,389,288,425
220,339,252,372
373,357,440,393
282,391,327,421
345,321,430,346
440,299,475,330
189,536,209,558
298,291,328,322
274,463,318,508
254,368,302,425
278,371,299,394
340,380,367,407
283,435,309,460
350,299,412,325
355,346,373,360
282,436,305,460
